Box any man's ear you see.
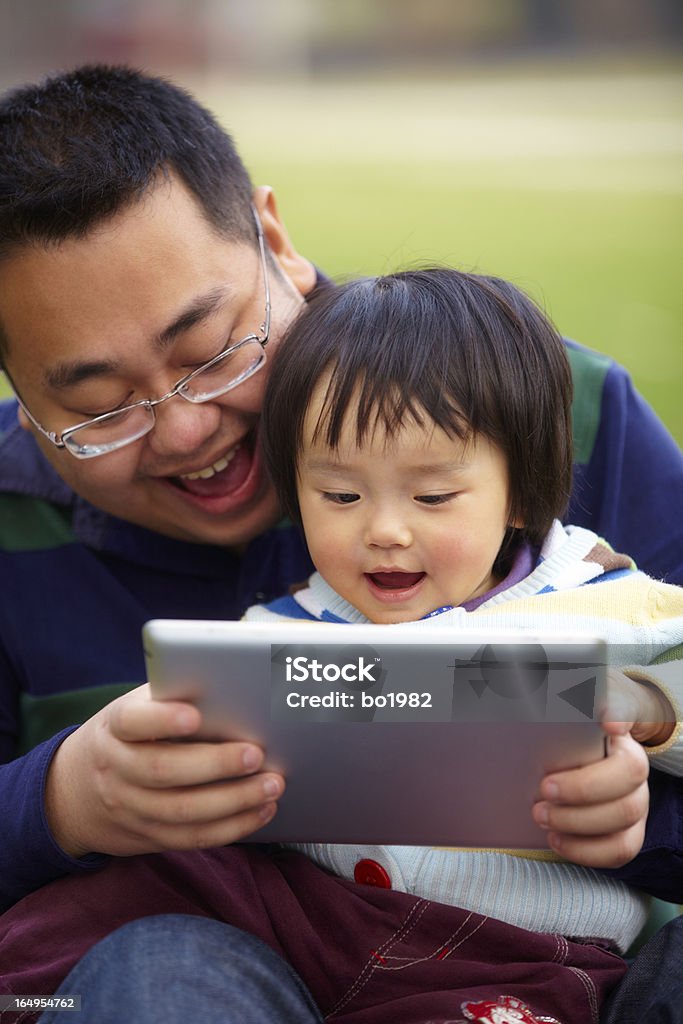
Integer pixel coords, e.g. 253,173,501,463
252,186,317,297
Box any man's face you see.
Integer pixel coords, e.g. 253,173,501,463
0,178,315,546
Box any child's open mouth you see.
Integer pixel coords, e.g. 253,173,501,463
366,571,425,590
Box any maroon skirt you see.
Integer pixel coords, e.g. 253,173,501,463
0,845,626,1024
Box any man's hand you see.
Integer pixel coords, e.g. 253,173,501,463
44,684,284,859
531,668,675,869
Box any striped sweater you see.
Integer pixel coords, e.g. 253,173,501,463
245,521,683,951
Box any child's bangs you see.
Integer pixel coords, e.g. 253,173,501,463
310,360,472,451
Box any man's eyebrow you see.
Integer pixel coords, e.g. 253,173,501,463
43,286,231,391
44,358,119,390
156,286,230,349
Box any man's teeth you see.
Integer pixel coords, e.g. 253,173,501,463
180,447,240,481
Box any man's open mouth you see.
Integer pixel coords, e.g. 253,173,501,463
181,450,239,482
169,436,254,499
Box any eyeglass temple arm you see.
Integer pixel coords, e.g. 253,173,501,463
4,373,66,448
251,204,272,345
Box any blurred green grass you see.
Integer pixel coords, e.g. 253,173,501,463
205,66,683,445
1,63,681,445
261,161,683,444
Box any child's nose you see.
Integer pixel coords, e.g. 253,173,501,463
364,508,412,549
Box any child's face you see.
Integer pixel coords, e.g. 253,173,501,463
296,383,518,623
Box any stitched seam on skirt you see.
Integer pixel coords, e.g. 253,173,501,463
325,899,430,1018
325,909,499,1020
425,914,489,965
552,934,569,964
369,912,487,970
566,965,600,1024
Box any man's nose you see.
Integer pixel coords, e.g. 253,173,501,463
146,394,223,457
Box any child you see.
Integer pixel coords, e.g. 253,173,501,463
244,267,683,1022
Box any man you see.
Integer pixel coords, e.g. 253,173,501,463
0,65,681,1023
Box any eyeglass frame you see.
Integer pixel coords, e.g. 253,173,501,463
9,205,272,460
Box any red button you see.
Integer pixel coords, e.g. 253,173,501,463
354,859,392,889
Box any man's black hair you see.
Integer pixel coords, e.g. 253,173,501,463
0,63,255,258
262,268,573,550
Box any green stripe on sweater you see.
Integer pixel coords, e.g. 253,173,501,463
0,495,74,552
18,683,139,755
566,346,611,466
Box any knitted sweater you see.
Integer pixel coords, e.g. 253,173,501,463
245,522,683,952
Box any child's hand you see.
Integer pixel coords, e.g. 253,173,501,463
531,731,649,868
532,668,676,868
601,667,675,747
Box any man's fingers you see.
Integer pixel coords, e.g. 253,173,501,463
96,798,281,857
105,684,203,742
99,684,269,790
141,801,281,854
112,772,285,828
112,735,267,788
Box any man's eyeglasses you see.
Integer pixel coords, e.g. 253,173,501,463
11,207,271,460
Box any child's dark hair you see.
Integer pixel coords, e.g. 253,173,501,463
262,268,573,549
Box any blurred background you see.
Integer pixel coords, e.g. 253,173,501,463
1,0,681,443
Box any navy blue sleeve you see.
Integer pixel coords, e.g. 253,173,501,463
600,768,683,902
0,728,109,911
565,343,683,898
567,354,683,587
0,609,107,909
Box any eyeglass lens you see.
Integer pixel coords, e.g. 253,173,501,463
63,338,266,457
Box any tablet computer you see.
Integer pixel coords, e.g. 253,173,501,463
144,618,607,849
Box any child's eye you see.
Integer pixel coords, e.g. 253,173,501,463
323,492,360,505
415,493,458,506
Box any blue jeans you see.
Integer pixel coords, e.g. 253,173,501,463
600,916,683,1023
38,915,323,1024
